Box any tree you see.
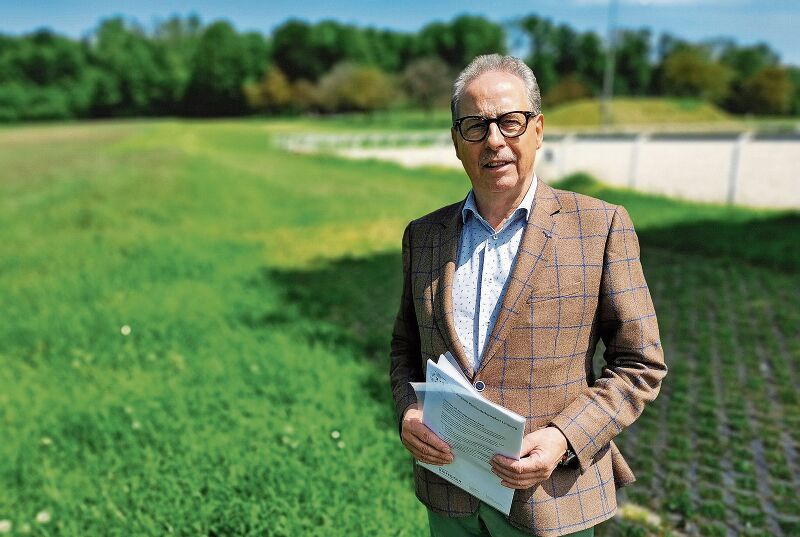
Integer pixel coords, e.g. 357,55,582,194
719,42,780,113
271,19,320,81
271,19,376,82
150,15,203,114
316,63,395,113
742,67,793,115
401,57,452,112
244,67,291,113
239,31,270,83
614,29,652,95
574,31,605,95
183,21,249,116
788,67,800,115
519,15,558,93
88,18,172,116
364,28,414,72
0,29,95,120
720,42,779,81
290,79,320,112
661,48,733,103
416,15,506,70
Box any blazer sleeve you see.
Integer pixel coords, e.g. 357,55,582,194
389,223,424,432
551,205,667,473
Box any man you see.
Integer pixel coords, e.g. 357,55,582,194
389,54,667,537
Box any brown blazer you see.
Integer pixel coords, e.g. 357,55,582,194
389,179,667,536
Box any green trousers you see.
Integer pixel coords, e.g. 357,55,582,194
428,503,594,537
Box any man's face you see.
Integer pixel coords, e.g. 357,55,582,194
451,71,544,198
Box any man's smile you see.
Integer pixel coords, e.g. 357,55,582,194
482,159,514,171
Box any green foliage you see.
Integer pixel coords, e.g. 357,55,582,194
0,29,96,120
789,67,800,115
316,63,396,113
271,19,382,82
88,18,172,116
741,67,794,115
415,15,506,70
183,21,251,116
401,57,453,112
614,29,653,96
719,42,780,82
244,67,292,113
0,14,797,120
661,48,734,103
519,15,560,93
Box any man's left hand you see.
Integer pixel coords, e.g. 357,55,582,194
490,427,568,489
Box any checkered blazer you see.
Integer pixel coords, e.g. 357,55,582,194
389,179,667,536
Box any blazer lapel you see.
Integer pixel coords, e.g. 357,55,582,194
476,179,562,377
431,199,474,379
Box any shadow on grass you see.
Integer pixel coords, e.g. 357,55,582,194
638,213,800,272
245,208,797,426
554,174,800,272
244,253,402,416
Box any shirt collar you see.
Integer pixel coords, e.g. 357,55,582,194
462,173,538,227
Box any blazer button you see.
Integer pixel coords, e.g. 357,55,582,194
474,380,485,392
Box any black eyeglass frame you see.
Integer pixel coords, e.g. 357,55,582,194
452,110,539,142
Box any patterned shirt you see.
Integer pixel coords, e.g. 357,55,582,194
453,177,538,371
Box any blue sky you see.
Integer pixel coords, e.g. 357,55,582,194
2,0,799,65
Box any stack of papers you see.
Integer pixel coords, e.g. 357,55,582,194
411,352,525,515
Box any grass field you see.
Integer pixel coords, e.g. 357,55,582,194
1,119,798,536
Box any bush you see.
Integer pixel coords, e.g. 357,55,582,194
290,79,321,112
742,66,793,115
401,57,453,112
0,82,74,121
244,67,292,113
316,63,395,113
661,49,733,104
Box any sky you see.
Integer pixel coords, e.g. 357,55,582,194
2,0,799,65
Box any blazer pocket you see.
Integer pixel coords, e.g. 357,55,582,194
527,281,585,303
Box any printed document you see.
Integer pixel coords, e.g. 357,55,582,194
412,353,525,515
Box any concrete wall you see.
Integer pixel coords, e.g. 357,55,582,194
286,132,800,209
510,133,799,208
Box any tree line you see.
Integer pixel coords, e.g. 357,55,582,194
1,13,798,122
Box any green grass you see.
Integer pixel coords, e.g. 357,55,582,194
258,98,740,135
260,97,800,136
1,119,798,536
545,97,733,127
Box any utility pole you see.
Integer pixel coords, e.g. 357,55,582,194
601,0,619,130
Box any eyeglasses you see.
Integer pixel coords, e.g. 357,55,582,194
453,111,538,142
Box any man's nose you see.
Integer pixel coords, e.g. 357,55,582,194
485,122,505,148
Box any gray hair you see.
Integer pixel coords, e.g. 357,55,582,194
451,54,541,121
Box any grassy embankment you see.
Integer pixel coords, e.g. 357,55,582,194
264,97,799,136
1,119,798,536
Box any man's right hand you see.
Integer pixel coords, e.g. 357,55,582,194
401,404,454,466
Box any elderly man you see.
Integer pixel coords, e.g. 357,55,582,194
389,54,666,537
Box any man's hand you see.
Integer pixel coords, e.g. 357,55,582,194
401,404,454,466
490,427,568,489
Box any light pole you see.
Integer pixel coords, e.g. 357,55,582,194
601,0,619,130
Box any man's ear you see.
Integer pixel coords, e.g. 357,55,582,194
451,127,463,162
534,114,545,150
